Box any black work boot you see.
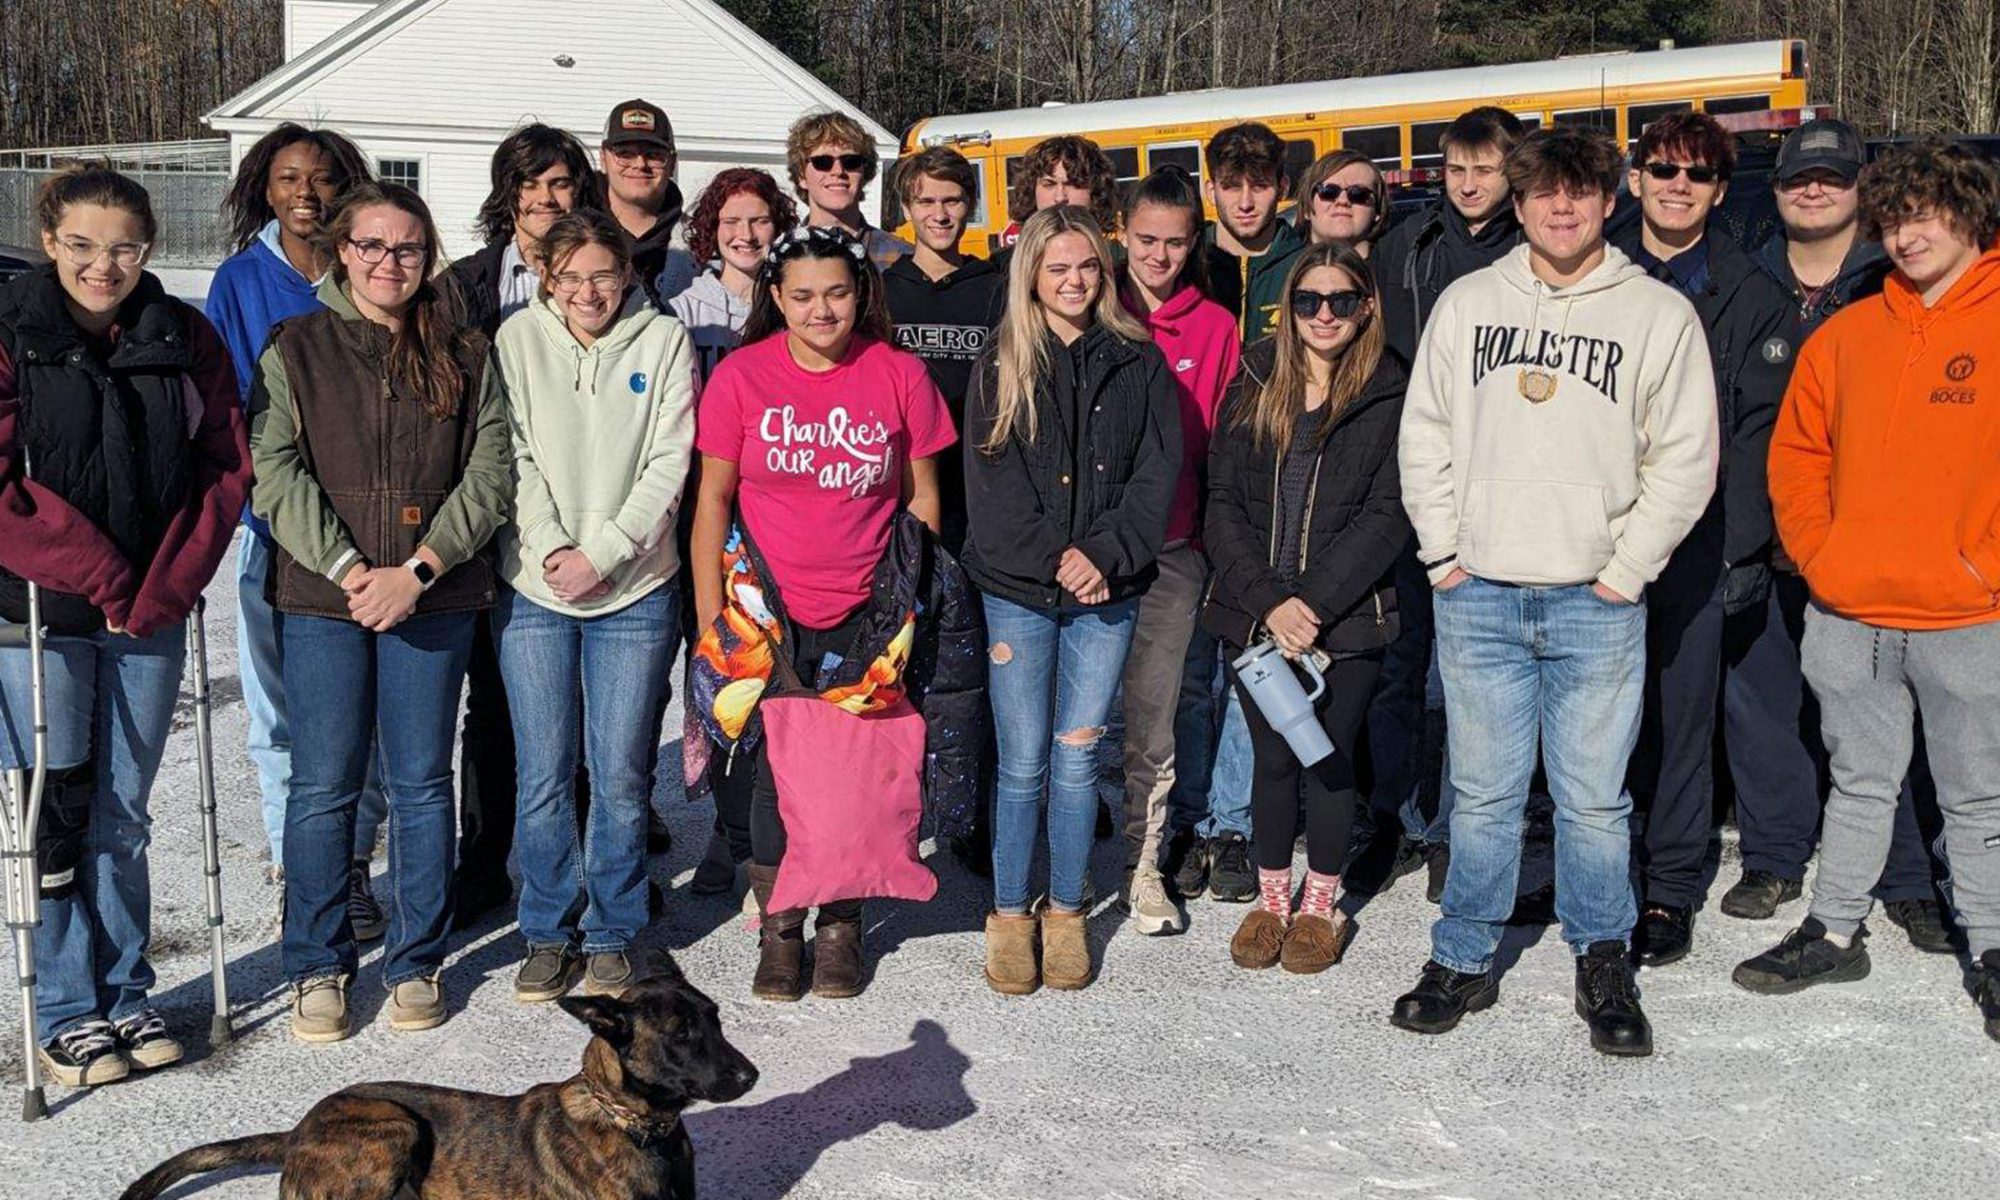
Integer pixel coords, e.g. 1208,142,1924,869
1390,960,1499,1035
746,864,806,1002
1732,917,1870,995
1575,941,1653,1057
1635,903,1695,968
1972,950,2000,1044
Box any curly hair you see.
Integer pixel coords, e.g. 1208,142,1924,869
222,123,373,253
1859,137,2000,248
1007,135,1119,230
474,123,596,246
1504,127,1625,198
785,111,880,190
685,168,798,266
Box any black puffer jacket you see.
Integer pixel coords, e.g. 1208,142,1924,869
1376,199,1522,364
1202,339,1410,655
961,323,1182,609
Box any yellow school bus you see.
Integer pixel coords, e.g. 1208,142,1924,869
895,39,1810,255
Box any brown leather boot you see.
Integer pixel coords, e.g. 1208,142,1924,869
810,899,865,999
746,864,806,1002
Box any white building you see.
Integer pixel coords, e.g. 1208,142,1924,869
206,0,896,258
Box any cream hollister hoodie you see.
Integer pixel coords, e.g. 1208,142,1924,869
494,291,696,616
1398,242,1719,600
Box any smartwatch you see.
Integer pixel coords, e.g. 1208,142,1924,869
403,555,439,591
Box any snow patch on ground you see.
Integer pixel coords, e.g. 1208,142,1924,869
2,546,1994,1199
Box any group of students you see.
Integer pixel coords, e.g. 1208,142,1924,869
2,94,1997,1093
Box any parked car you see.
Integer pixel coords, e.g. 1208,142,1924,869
0,242,44,284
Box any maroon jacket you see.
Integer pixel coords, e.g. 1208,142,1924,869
0,270,250,638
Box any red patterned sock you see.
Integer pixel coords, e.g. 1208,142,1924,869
1300,870,1340,918
1257,867,1292,919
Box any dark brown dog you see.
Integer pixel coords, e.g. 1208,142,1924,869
121,953,756,1200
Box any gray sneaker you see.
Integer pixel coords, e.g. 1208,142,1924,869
514,944,582,1003
581,951,636,998
291,974,352,1044
387,975,447,1031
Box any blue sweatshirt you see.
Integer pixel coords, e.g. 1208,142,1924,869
205,221,323,538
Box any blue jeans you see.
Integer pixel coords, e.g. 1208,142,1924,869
1430,579,1645,974
1,620,184,1043
281,611,473,988
1166,627,1253,840
237,533,386,865
493,586,678,952
984,593,1138,913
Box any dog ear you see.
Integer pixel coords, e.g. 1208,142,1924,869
557,994,632,1045
643,948,686,985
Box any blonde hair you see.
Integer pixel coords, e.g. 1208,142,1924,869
785,111,879,191
983,206,1148,454
1234,242,1385,454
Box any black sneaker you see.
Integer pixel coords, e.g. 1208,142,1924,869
38,1020,129,1087
1170,831,1210,899
1883,898,1959,955
1733,918,1871,995
1635,903,1695,968
1390,960,1499,1035
111,1007,183,1070
1972,950,2000,1044
1423,842,1451,905
348,860,386,943
691,832,740,895
1719,870,1802,920
1575,941,1653,1057
1207,832,1256,903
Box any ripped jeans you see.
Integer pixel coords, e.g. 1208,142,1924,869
981,592,1139,914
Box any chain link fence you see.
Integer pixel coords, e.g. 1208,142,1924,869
0,168,230,266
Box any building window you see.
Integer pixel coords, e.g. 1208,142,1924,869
378,157,422,193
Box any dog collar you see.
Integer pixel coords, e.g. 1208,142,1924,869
584,1079,681,1147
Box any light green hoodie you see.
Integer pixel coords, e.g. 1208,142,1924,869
493,291,696,616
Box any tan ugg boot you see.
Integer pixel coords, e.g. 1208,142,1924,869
984,911,1041,995
1040,906,1094,990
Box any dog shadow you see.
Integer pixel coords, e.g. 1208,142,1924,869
684,1018,976,1199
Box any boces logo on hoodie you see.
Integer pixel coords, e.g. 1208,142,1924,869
1398,243,1721,601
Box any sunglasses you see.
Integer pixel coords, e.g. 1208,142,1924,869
808,153,870,173
1642,162,1724,185
1290,289,1368,320
1313,182,1378,207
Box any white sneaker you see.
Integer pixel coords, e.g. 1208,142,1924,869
1124,865,1186,936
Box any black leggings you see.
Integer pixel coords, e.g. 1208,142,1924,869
1233,652,1382,877
711,614,865,869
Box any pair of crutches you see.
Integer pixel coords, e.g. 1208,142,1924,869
2,579,231,1122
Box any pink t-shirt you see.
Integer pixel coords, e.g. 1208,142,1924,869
697,334,957,629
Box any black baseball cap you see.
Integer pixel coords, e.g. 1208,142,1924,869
1775,119,1864,183
603,99,674,152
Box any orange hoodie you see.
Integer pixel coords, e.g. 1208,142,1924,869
1768,244,2000,629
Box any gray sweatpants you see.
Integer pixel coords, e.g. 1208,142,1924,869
1801,607,2000,957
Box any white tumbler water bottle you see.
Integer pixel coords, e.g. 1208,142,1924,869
1232,640,1334,766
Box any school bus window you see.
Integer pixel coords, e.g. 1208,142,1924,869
1002,155,1026,219
1516,114,1544,132
1283,139,1317,193
1105,145,1141,205
1627,101,1695,148
1149,142,1201,183
1705,94,1772,115
1554,107,1616,131
1411,120,1450,168
1341,126,1402,169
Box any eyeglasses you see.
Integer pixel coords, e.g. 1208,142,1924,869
1642,162,1724,185
1778,172,1855,194
1290,289,1368,320
609,146,671,167
550,270,625,295
346,238,427,268
807,153,870,174
1313,182,1378,207
55,236,149,268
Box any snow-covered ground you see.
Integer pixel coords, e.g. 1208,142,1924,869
3,547,1995,1200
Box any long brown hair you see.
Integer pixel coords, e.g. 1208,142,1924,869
1235,242,1385,454
983,205,1148,454
320,182,467,420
